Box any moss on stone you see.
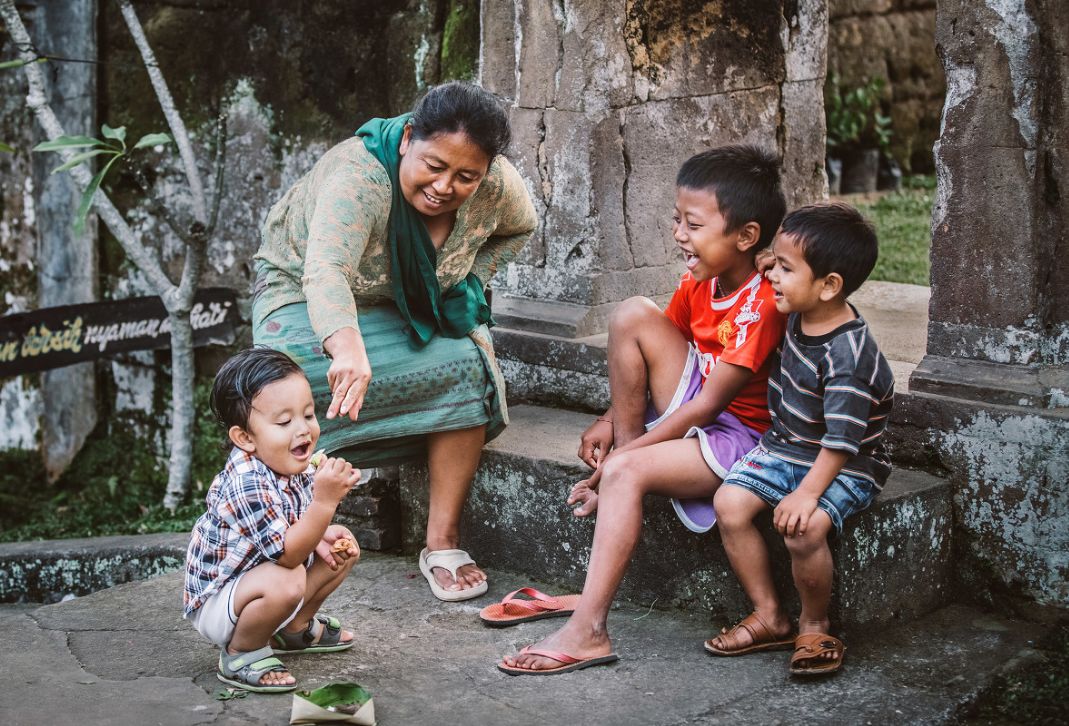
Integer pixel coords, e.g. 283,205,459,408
439,0,479,82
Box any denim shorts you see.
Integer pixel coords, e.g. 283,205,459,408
721,444,878,533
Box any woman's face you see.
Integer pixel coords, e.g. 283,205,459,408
398,126,490,218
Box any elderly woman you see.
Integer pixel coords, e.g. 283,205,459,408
252,81,536,601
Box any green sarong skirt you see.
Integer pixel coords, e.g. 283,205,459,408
252,301,509,468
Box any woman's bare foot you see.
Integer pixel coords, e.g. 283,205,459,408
501,618,613,672
425,539,486,593
431,562,486,592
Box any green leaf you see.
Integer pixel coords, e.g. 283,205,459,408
106,476,118,498
49,148,116,175
72,153,122,234
33,135,107,152
101,124,127,146
133,132,174,150
0,142,13,153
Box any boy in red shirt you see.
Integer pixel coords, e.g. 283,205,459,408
500,145,787,675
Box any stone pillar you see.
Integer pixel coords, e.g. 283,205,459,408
909,0,1069,610
481,0,827,338
31,0,99,479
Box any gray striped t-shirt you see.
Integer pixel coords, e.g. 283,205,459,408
762,310,894,488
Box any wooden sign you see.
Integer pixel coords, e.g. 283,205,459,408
0,287,241,377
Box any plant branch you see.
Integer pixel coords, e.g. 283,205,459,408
0,0,175,300
130,166,193,246
118,0,208,225
206,109,227,236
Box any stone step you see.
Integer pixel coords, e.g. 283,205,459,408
399,403,953,633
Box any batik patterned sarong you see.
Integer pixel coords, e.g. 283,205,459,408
253,300,508,468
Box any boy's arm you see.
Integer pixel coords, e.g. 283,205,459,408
277,456,361,569
773,448,850,537
276,500,338,569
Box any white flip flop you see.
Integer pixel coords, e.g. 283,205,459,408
418,547,489,602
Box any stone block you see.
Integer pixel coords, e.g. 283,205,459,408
890,392,1069,611
931,146,1040,336
503,106,547,267
555,0,633,112
780,79,829,206
624,0,785,102
399,405,953,630
334,468,402,552
784,0,829,83
479,0,516,99
494,326,609,410
514,0,561,109
0,533,188,603
621,89,781,267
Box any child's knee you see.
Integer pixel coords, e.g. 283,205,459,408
713,486,757,530
599,452,647,496
609,296,660,332
273,564,307,605
784,515,833,557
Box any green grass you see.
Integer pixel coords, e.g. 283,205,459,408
0,379,226,542
853,175,934,287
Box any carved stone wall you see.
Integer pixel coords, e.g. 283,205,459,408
483,0,828,337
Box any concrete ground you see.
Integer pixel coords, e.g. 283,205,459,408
0,552,1044,726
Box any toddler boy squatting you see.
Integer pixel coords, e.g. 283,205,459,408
183,347,361,693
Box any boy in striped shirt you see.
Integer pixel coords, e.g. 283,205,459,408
707,202,894,677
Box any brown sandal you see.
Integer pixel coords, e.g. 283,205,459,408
789,633,845,676
704,612,795,656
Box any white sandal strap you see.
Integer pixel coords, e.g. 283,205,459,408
423,548,475,580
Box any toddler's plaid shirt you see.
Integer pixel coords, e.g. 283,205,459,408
183,447,314,617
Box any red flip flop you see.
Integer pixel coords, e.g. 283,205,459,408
497,646,619,676
479,587,580,627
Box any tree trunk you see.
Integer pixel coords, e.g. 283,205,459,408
163,310,195,510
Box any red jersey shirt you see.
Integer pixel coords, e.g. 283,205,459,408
663,270,786,433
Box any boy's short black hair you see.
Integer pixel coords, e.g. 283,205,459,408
210,347,304,432
780,202,878,298
676,145,786,251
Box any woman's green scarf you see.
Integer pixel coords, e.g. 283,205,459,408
356,114,492,347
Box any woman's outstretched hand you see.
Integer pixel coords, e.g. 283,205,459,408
323,327,372,421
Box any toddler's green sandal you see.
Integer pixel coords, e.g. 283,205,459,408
271,614,354,654
217,646,297,694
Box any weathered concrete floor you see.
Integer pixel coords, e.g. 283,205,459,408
0,552,1043,726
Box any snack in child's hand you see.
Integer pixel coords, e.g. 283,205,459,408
310,450,327,469
331,537,355,553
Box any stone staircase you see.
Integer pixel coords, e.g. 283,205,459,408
385,280,958,632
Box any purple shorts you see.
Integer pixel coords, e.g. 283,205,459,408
645,346,763,533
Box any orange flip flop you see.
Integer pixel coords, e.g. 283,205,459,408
497,646,619,676
479,587,580,627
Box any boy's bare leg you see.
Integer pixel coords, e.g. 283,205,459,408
606,297,691,445
785,509,838,662
228,562,306,686
425,424,487,592
503,439,717,671
281,554,358,643
707,486,793,650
